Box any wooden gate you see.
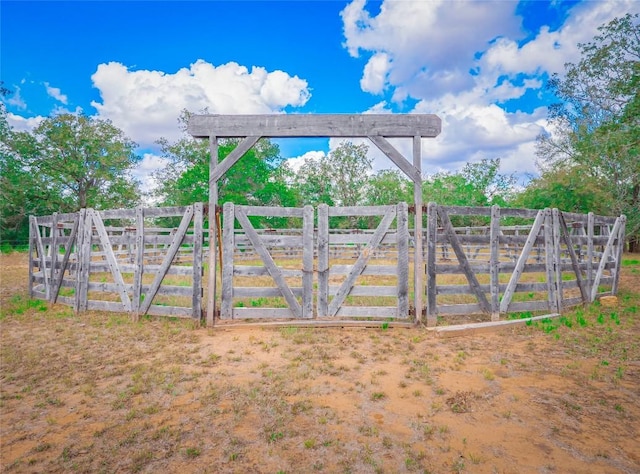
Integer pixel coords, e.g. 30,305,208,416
317,203,409,319
29,205,204,319
221,203,314,319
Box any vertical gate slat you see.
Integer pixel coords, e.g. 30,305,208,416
222,202,235,319
133,206,144,318
397,202,409,319
426,202,438,326
28,215,35,298
552,209,563,310
318,204,329,318
302,205,314,318
192,202,204,320
50,213,59,302
543,209,557,312
489,205,500,320
77,208,92,312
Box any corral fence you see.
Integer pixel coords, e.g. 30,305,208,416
28,202,625,326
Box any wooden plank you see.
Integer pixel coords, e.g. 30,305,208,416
329,265,396,276
49,213,59,302
327,207,396,317
235,206,305,217
368,135,421,183
500,210,545,313
543,209,557,313
397,202,409,319
232,307,297,319
234,235,303,246
133,206,144,317
235,206,302,317
489,205,500,320
146,305,193,318
207,136,218,326
139,205,194,315
91,210,132,312
327,204,397,217
440,206,492,216
221,202,235,319
426,202,438,325
233,287,304,298
438,207,491,313
302,205,314,318
192,202,204,320
430,313,561,337
189,114,442,138
318,204,329,318
437,303,484,315
328,285,396,297
334,306,399,318
210,136,261,183
413,136,424,324
558,211,589,304
552,209,563,310
27,216,35,298
233,266,301,277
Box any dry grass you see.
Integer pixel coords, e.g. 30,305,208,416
1,252,639,473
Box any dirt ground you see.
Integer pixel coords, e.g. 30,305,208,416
1,252,639,474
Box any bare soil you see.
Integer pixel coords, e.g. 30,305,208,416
1,252,639,473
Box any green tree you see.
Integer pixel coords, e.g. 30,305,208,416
364,169,411,206
2,111,140,247
292,141,372,208
9,114,141,210
536,13,639,250
423,158,515,207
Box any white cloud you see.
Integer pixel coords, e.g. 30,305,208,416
44,83,68,104
131,153,171,196
90,60,311,147
6,112,44,132
286,150,326,173
341,0,639,179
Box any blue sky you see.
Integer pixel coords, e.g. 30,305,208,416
2,0,637,192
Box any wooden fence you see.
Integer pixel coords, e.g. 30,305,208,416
28,203,625,326
29,204,204,319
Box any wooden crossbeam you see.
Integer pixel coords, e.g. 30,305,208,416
189,114,441,138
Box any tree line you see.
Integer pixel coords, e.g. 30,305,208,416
1,14,637,251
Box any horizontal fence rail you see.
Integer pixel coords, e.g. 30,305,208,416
28,203,625,326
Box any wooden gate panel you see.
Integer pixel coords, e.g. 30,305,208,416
318,203,409,319
222,203,313,319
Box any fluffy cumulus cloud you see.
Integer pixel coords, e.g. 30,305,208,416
6,112,44,132
341,0,638,177
90,60,311,147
